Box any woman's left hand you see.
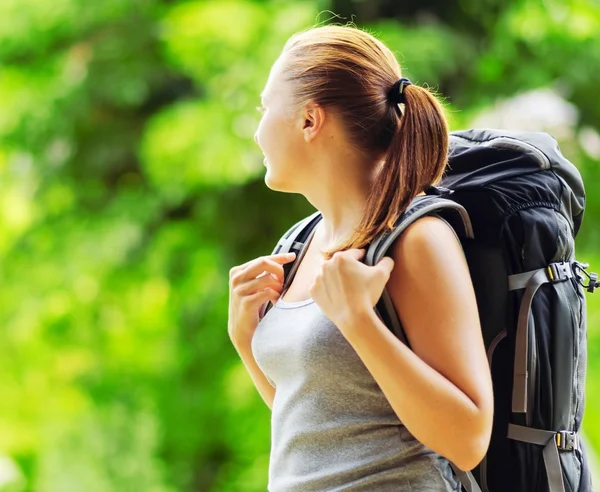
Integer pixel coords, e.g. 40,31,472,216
309,248,395,332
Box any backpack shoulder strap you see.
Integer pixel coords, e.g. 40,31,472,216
269,210,322,256
259,211,322,319
365,194,472,345
365,195,473,267
365,194,479,492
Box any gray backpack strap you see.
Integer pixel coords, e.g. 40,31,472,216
365,195,473,267
450,463,483,492
260,211,322,319
364,195,473,346
507,262,578,422
271,210,322,257
508,423,576,492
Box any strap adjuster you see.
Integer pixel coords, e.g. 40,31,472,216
546,262,574,282
556,430,577,451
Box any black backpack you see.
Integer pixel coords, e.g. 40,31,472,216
260,129,597,492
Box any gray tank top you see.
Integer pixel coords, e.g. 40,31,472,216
252,290,462,491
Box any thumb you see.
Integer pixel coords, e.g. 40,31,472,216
271,252,297,264
376,256,395,276
346,248,366,261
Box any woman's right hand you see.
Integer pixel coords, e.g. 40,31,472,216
228,252,297,345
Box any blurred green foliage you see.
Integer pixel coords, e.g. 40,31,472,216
0,0,599,490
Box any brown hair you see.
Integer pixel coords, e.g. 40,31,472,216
280,24,449,260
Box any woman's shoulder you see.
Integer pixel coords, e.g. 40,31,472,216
390,214,462,267
384,211,485,392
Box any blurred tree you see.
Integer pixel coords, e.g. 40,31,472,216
0,0,598,490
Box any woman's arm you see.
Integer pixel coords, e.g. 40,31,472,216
232,335,276,411
339,215,493,471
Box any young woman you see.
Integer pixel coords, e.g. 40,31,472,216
228,24,494,491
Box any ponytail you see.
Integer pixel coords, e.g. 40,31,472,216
322,83,449,260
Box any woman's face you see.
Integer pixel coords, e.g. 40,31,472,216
254,58,309,192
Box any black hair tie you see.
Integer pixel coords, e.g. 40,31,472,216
387,77,412,105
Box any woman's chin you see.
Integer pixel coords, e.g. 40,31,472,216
264,171,293,193
264,174,284,191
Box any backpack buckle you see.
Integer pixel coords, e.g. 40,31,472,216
573,261,600,293
556,430,577,451
547,262,573,282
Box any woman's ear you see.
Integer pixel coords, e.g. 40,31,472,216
302,102,325,142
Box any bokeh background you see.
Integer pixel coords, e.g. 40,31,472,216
0,0,599,490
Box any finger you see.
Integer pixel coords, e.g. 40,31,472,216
269,252,297,264
345,248,366,261
377,256,395,276
258,271,280,284
240,252,296,271
237,274,283,297
242,253,296,284
243,288,281,310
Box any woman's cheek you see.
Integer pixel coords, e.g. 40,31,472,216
261,116,278,154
